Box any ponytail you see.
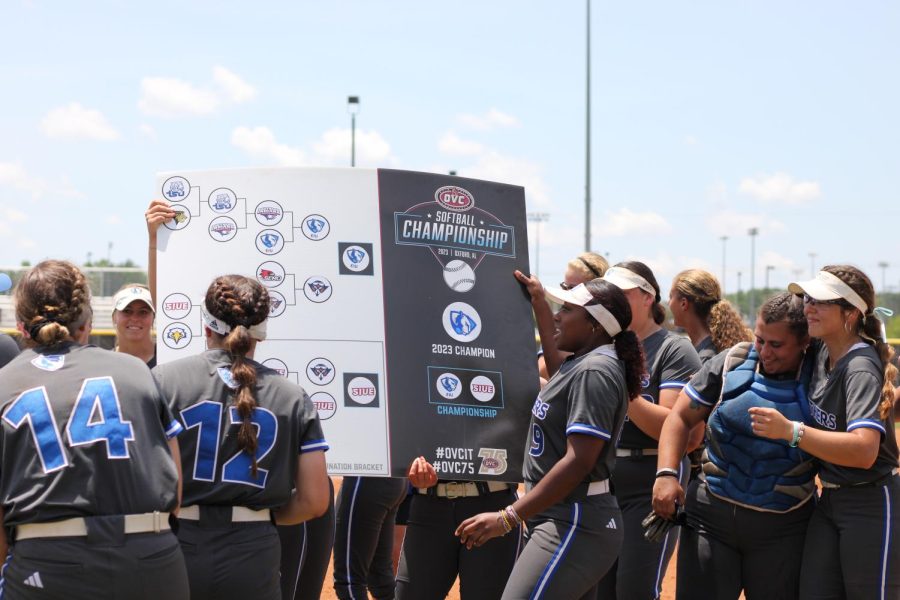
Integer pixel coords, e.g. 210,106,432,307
614,330,645,399
862,314,897,420
708,300,754,352
224,325,260,474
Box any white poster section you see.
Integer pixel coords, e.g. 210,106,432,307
155,167,388,476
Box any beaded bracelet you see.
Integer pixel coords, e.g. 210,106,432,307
789,421,806,448
505,505,523,526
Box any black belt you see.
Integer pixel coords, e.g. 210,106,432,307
820,469,898,490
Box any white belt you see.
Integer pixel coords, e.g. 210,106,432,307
586,480,610,496
616,448,658,457
17,511,170,540
178,505,271,522
417,481,509,499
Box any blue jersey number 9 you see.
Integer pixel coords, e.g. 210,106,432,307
3,377,135,474
181,401,278,489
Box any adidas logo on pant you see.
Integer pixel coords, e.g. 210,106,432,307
24,572,44,588
606,518,617,529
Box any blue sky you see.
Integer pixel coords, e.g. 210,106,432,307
2,1,898,295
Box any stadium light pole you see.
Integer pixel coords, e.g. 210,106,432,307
765,265,774,291
748,228,759,324
720,235,728,294
527,212,550,279
878,261,889,293
584,0,591,252
347,96,360,167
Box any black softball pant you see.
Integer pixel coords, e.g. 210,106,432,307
278,477,336,600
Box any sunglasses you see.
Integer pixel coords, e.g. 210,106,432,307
560,282,573,290
802,294,848,308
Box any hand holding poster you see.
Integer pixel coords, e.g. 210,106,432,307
156,167,539,480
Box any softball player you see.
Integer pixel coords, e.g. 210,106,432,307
668,269,753,363
0,331,19,368
457,279,643,599
333,475,408,599
153,274,330,600
111,283,157,367
753,266,899,599
277,477,335,600
653,293,817,599
0,260,189,600
597,262,701,600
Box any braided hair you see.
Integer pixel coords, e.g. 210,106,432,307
673,269,753,352
204,275,271,475
15,260,92,347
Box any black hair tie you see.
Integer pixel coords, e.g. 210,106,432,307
28,317,62,340
578,257,603,278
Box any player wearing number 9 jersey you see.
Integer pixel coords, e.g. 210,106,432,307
153,274,330,600
0,260,190,600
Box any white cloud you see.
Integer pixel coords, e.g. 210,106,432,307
705,211,787,237
40,103,120,141
212,66,257,103
139,77,220,117
684,135,699,146
0,162,84,200
462,151,551,207
139,124,157,140
231,126,306,166
594,208,673,237
457,108,520,131
739,172,820,205
438,131,484,156
312,128,396,166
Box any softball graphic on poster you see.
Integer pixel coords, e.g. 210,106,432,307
155,167,537,479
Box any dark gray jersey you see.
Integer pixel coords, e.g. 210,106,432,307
153,349,327,510
808,341,899,485
619,329,700,448
695,336,717,365
523,346,628,484
0,343,182,527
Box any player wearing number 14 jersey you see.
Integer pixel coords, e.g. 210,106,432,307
153,274,330,600
0,260,189,600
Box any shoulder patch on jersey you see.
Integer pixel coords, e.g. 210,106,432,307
217,366,238,389
31,354,65,372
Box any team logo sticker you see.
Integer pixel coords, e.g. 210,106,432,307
164,206,191,231
470,375,495,402
338,242,374,276
306,357,336,386
311,392,337,420
255,200,284,226
267,290,286,318
31,354,65,372
304,276,332,303
257,261,286,288
436,373,463,400
442,302,481,343
208,188,237,214
208,216,238,242
162,176,189,201
301,214,330,241
162,322,192,349
256,229,284,255
262,358,290,378
344,373,379,407
162,293,192,320
217,367,238,389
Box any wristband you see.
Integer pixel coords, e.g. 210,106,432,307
505,505,522,526
789,421,801,447
498,510,512,534
655,468,679,479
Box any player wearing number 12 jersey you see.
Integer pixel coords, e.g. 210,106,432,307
153,274,330,600
0,260,189,600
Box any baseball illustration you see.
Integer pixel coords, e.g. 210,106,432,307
443,259,476,292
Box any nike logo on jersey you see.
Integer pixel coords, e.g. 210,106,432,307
24,572,44,588
606,518,617,530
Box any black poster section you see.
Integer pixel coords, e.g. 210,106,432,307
378,169,539,481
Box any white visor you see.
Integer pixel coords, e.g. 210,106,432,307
201,304,268,341
112,286,154,314
602,266,656,296
544,283,623,337
788,271,868,315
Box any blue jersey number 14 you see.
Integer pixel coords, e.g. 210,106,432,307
3,377,136,474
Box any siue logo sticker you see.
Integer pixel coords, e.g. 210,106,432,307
338,242,374,276
302,214,330,241
310,392,337,420
442,302,481,343
255,200,284,226
162,293,192,320
344,373,379,407
306,357,336,386
436,373,463,400
163,322,192,349
262,358,290,378
469,375,496,402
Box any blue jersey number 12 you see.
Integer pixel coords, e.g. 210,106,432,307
3,377,135,474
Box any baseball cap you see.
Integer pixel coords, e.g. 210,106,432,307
788,271,867,314
112,286,155,314
0,273,11,293
602,266,657,296
544,283,622,337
